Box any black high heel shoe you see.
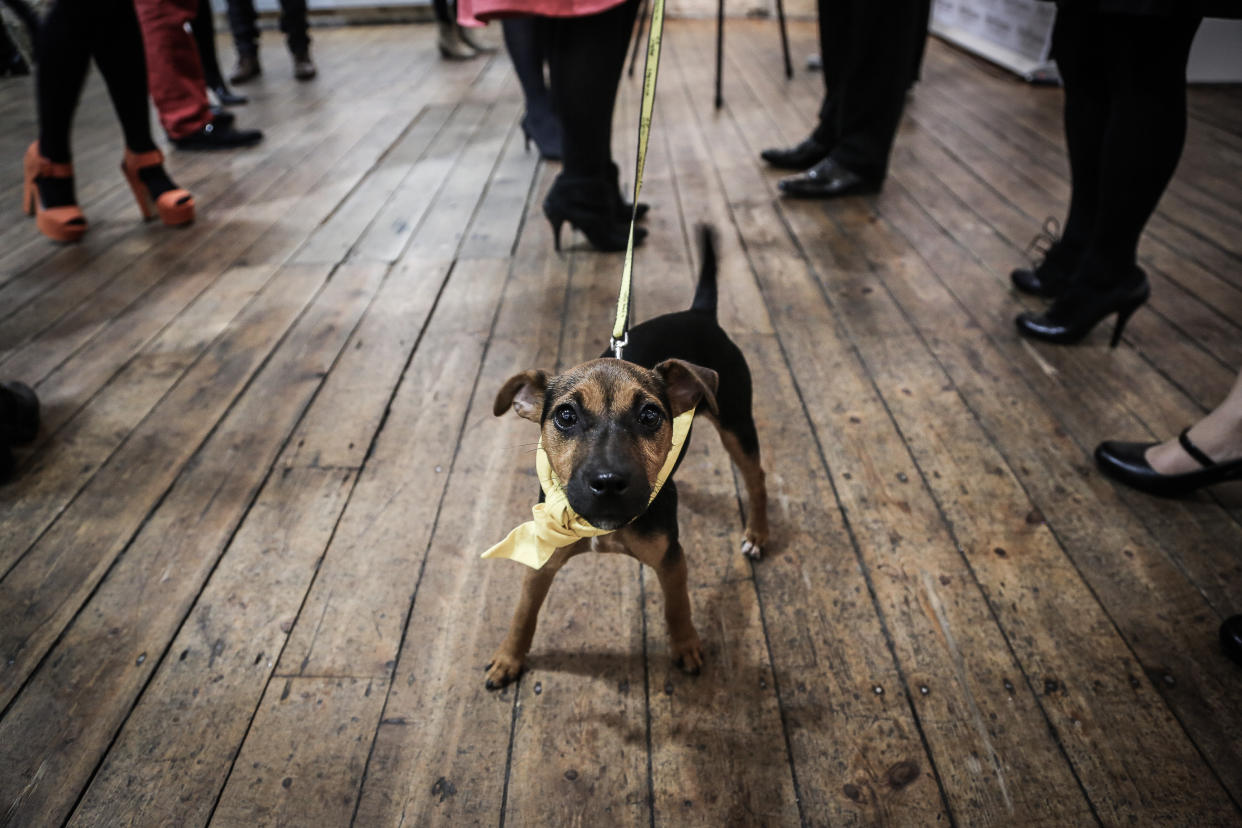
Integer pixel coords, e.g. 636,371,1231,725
543,175,647,252
521,112,562,161
608,161,648,221
1011,217,1078,299
1095,427,1242,498
1015,268,1149,347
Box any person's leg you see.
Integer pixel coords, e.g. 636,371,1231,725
278,0,309,56
31,0,92,212
504,17,560,159
34,0,91,165
810,0,847,148
825,0,926,181
1147,370,1242,474
92,0,162,154
1073,13,1201,290
226,0,260,58
132,0,213,140
547,0,639,179
191,0,225,90
1049,6,1105,257
543,0,645,250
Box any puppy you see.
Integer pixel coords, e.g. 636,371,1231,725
486,227,767,688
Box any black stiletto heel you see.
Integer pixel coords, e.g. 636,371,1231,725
1015,268,1150,347
543,174,646,253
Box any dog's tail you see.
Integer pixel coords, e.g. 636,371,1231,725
690,224,717,317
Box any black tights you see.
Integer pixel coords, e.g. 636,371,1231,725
36,0,157,164
1053,8,1201,289
546,0,640,178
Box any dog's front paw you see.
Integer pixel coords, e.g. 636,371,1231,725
671,636,704,675
741,532,764,560
484,650,525,690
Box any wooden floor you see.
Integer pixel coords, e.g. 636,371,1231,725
2,20,1242,827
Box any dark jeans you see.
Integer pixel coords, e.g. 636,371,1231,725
1052,6,1202,288
226,0,309,57
811,0,929,181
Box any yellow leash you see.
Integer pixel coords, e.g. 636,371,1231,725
484,2,684,570
611,0,666,360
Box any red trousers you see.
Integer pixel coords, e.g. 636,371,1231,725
132,0,212,139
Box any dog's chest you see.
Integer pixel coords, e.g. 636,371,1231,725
588,534,631,556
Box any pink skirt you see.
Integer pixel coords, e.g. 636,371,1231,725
458,0,627,26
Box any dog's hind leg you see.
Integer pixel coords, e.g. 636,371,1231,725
715,418,769,559
485,543,583,689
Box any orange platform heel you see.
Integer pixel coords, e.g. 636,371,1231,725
121,148,195,226
22,142,88,243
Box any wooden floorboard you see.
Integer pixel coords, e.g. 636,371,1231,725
1,20,1240,827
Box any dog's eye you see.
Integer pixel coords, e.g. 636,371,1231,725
553,405,578,430
637,405,663,430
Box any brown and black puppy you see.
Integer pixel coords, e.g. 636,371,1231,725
487,227,767,689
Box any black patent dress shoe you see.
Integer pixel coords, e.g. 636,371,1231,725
172,117,264,150
761,137,831,171
211,84,249,106
778,158,881,199
1015,269,1149,348
1221,616,1242,667
1095,427,1242,498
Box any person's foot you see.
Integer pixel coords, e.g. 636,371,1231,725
778,157,881,199
292,50,316,81
230,52,262,84
760,136,830,170
172,117,264,150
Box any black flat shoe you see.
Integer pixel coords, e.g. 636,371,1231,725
1094,427,1242,497
1012,218,1078,299
761,137,831,171
1221,616,1242,667
778,158,881,199
0,381,40,447
172,117,263,150
543,174,647,253
209,106,236,129
1015,269,1149,347
211,84,249,106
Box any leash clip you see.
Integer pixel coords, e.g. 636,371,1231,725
610,333,628,360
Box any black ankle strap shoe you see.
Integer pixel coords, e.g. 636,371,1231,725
1094,427,1242,497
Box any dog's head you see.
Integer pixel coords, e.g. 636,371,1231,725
495,358,719,529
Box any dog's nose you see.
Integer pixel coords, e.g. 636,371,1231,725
588,471,629,497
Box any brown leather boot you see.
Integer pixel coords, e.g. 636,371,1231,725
230,52,261,84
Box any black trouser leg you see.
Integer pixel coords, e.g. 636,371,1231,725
279,0,309,54
1076,13,1200,288
825,0,926,180
36,0,93,163
432,0,452,24
226,0,259,57
192,0,225,90
547,0,640,178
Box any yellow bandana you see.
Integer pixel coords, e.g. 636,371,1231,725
482,408,696,570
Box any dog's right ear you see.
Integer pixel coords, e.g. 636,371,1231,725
494,370,548,421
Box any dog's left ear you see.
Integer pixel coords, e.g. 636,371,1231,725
654,359,719,418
